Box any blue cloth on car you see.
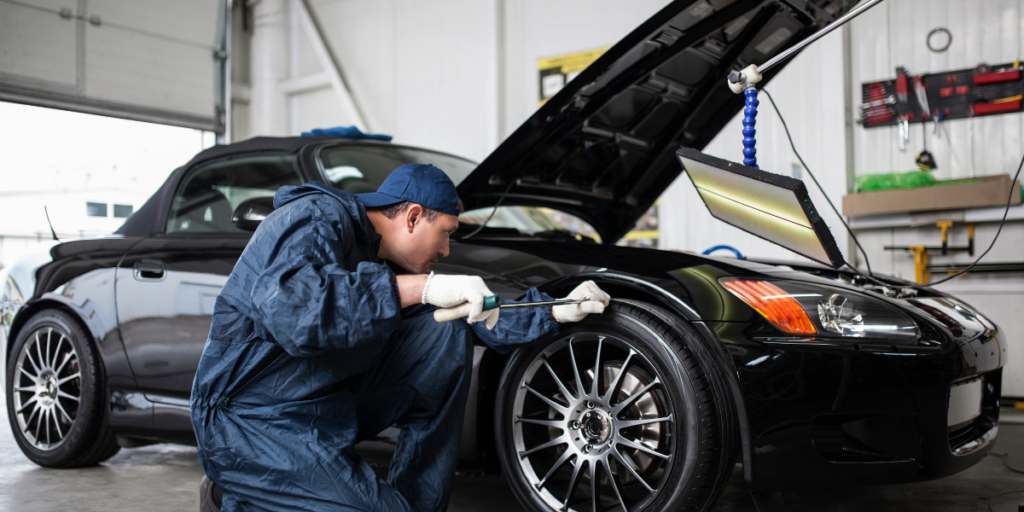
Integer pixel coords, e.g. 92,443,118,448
301,125,393,141
190,181,559,511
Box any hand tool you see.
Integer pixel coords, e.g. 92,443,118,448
433,295,585,322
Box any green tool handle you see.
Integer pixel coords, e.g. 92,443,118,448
433,295,502,323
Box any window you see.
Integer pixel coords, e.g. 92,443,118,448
86,202,107,217
459,206,601,243
317,145,477,194
166,155,303,234
113,204,133,218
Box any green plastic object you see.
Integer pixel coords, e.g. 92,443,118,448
854,171,937,193
483,295,502,311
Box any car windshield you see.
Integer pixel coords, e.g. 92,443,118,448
318,144,477,193
459,206,601,243
319,144,598,242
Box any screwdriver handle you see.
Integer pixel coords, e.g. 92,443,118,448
433,295,502,323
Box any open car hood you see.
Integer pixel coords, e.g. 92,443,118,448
457,0,857,243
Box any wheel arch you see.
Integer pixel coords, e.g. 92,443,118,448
540,273,754,482
7,297,101,362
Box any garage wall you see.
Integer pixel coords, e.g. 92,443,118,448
847,0,1024,397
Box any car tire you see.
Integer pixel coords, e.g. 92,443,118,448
5,308,120,467
495,299,737,512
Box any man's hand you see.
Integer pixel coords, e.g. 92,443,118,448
552,281,610,323
422,273,499,330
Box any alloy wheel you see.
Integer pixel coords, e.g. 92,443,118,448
512,333,674,512
11,326,81,451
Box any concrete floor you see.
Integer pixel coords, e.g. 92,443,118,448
1,396,1022,511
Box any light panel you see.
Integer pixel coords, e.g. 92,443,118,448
676,147,845,269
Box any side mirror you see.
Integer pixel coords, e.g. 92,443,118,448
232,197,276,232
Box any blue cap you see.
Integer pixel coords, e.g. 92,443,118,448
356,164,460,216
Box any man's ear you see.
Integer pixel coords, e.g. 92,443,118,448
404,203,424,233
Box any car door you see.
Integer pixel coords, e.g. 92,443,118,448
116,154,304,409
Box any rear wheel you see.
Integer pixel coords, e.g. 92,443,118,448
495,300,737,512
6,308,120,467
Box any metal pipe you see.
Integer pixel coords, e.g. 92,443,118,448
758,0,884,75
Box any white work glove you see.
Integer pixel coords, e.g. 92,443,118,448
552,281,611,323
422,273,500,330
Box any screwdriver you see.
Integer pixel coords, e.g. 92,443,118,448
433,295,584,322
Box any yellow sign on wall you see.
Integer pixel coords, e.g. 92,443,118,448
537,47,608,106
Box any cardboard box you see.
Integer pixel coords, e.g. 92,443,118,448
842,174,1022,217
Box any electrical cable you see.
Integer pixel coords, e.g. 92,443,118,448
762,88,875,277
762,87,1024,289
458,179,517,240
988,489,1024,512
992,452,1024,475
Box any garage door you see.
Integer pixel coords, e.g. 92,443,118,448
0,0,228,132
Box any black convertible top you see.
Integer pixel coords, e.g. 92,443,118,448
115,137,330,237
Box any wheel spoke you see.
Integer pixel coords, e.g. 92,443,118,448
57,391,79,402
17,395,38,414
54,350,73,377
536,448,574,488
24,405,40,434
602,456,628,512
611,377,660,416
57,372,80,386
562,456,584,511
543,358,577,401
45,408,51,446
601,350,635,403
524,384,568,414
25,334,42,374
45,328,53,368
52,335,65,372
33,406,43,443
51,408,63,439
589,457,599,512
14,386,36,393
520,435,568,458
37,330,47,371
616,414,672,430
616,436,670,461
568,338,586,399
516,417,564,428
55,400,73,424
17,365,37,381
591,337,604,398
612,447,654,493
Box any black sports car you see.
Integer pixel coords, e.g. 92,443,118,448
1,1,1006,511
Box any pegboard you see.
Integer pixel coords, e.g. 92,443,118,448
860,62,1023,128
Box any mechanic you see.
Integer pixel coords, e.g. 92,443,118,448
192,163,610,512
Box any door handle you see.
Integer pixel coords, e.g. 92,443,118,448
133,259,166,281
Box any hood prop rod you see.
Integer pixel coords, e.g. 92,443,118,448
727,0,884,169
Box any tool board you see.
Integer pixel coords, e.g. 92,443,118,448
860,61,1023,128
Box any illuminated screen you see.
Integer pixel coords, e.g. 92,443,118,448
676,147,845,269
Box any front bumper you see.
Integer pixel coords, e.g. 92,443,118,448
709,319,1005,490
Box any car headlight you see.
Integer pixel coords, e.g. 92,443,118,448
720,278,920,341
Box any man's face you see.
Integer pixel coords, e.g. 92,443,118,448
384,204,459,274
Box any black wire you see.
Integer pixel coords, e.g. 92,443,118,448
762,87,1024,290
925,152,1022,286
458,179,517,240
762,88,875,276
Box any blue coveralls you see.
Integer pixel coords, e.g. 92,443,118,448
190,182,560,512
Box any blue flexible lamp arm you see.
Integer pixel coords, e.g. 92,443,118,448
741,87,759,169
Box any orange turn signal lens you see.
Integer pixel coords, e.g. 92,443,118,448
721,279,817,335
